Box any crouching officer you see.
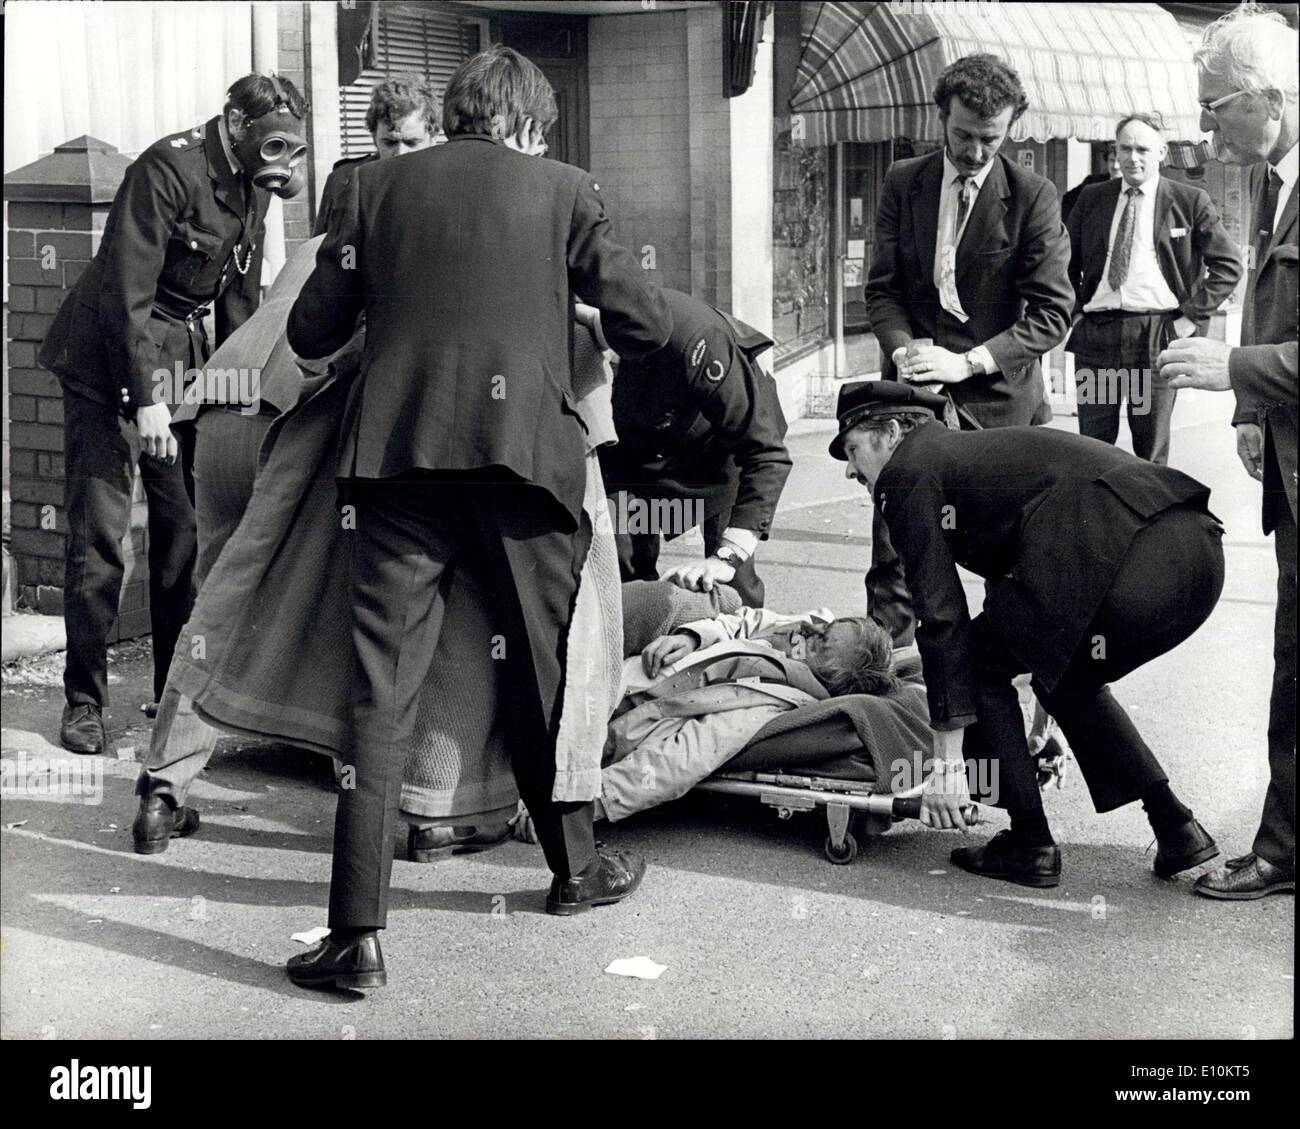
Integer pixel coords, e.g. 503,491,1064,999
39,73,309,755
831,381,1224,887
593,287,792,607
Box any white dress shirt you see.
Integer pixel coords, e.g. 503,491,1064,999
1084,174,1181,313
927,152,998,375
1268,142,1297,235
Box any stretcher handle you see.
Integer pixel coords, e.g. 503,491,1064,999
892,796,980,824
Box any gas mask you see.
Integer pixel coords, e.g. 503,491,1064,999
230,85,308,198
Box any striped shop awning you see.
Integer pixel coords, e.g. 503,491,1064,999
790,1,1214,167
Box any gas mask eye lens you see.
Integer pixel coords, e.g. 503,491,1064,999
260,136,288,162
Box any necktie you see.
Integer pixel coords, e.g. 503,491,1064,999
1107,186,1140,291
1255,166,1283,269
954,176,975,239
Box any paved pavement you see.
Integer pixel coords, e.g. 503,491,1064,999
1,395,1293,1039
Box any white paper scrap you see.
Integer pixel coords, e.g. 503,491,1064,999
605,957,667,981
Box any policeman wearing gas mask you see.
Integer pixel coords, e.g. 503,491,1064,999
40,73,309,755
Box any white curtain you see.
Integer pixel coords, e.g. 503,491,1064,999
5,1,255,171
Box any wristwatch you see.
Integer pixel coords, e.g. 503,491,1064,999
964,350,985,378
712,546,745,569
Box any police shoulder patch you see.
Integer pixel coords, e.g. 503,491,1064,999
689,337,707,371
704,358,726,383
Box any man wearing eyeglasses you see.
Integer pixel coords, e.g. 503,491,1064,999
1158,7,1297,901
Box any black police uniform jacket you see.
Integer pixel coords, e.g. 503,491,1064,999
40,117,268,416
286,133,672,529
313,153,377,238
874,423,1213,728
599,287,792,540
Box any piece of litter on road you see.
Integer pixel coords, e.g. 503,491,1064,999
4,821,29,830
957,910,972,916
291,926,331,946
109,887,120,894
115,745,136,762
927,869,947,875
149,1024,161,1030
605,957,667,981
624,1003,643,1011
87,919,103,925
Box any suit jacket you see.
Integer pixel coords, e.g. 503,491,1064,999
1231,162,1298,533
1060,172,1111,228
287,133,671,528
601,287,791,538
862,150,1075,428
874,423,1213,725
40,117,267,414
1066,175,1242,334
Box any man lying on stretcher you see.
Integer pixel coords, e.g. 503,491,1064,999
595,599,927,822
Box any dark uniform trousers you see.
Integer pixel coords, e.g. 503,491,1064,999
1257,500,1296,868
331,476,597,929
960,505,1225,818
63,322,202,709
1071,309,1180,465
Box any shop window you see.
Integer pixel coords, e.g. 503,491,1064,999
773,125,829,365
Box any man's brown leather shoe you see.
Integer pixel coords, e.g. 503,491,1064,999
287,931,386,989
60,704,105,755
407,822,512,863
132,795,201,854
951,830,1061,888
1153,818,1219,879
1193,856,1295,901
546,846,646,915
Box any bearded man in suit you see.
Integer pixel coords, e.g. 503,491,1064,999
862,52,1074,646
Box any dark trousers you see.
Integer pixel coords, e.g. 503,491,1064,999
961,506,1224,823
1254,502,1296,870
610,471,765,607
330,477,597,929
62,389,197,707
1071,309,1179,465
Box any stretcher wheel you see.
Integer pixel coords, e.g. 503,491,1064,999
824,831,858,865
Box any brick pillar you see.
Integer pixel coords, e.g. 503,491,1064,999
2,136,151,637
278,1,313,257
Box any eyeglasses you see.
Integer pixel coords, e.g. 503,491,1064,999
1198,89,1249,115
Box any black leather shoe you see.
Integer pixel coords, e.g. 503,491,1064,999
950,830,1061,888
287,931,386,990
408,822,512,863
1224,853,1256,871
546,846,646,915
1193,856,1295,901
132,795,201,855
1153,818,1219,879
60,704,105,754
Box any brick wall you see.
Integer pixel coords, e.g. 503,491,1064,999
588,5,730,305
278,1,312,259
589,10,693,294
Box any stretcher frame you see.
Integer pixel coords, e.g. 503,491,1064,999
695,769,978,865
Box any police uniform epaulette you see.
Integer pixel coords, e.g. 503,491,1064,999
332,153,376,171
149,122,207,162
